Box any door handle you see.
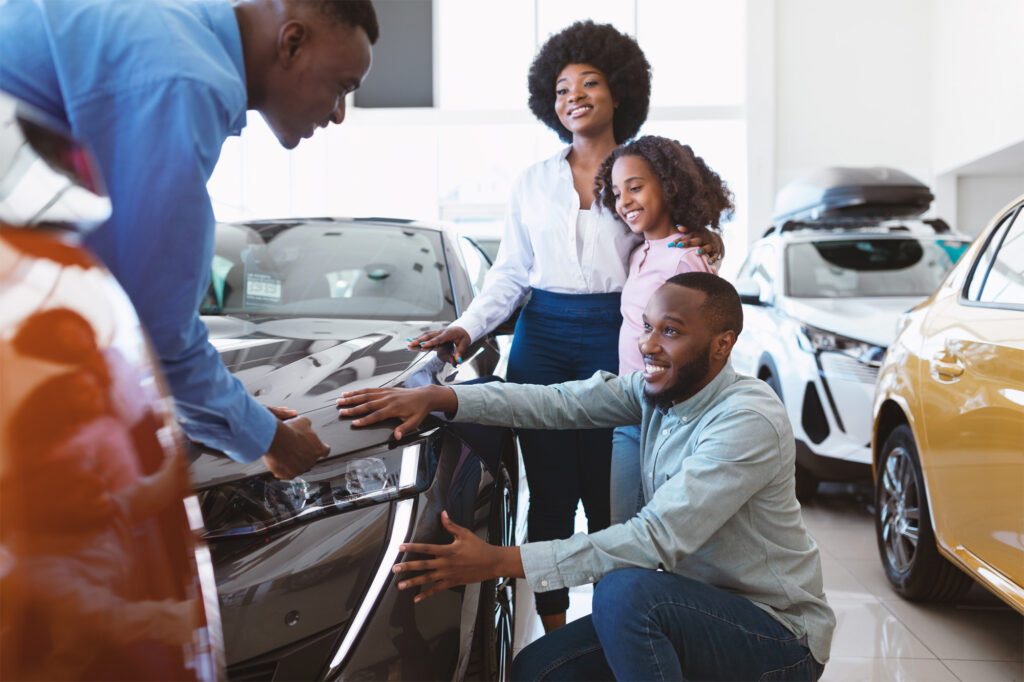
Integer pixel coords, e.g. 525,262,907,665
932,357,964,379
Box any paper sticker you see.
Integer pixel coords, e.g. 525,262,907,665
245,273,282,303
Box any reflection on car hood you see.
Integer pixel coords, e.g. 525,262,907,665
191,315,451,486
202,315,447,414
779,296,923,347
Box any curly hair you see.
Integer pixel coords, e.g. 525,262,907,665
527,21,651,144
594,135,735,236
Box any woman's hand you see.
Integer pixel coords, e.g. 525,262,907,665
407,326,472,365
392,511,524,603
671,225,724,266
337,385,457,440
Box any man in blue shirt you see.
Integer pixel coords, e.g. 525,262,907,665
0,0,378,478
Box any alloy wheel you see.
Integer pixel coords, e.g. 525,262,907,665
492,477,516,681
878,445,921,573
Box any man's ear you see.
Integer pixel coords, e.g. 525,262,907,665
277,19,310,67
710,330,736,361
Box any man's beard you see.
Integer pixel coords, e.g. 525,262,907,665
642,346,712,411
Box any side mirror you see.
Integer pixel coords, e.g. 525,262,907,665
735,277,768,306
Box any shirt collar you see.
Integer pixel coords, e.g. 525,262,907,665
199,0,248,134
664,362,737,421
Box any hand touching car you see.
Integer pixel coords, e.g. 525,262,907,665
336,384,458,440
406,326,471,365
391,511,524,603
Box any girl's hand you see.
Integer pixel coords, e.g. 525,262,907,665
406,326,471,365
671,225,724,266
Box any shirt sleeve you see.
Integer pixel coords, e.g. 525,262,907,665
452,370,644,430
450,175,534,342
674,246,717,276
520,407,785,592
76,79,276,462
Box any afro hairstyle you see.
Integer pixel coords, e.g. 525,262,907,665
527,20,651,144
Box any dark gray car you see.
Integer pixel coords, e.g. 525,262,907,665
191,218,518,681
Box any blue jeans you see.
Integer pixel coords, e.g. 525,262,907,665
610,424,643,525
513,569,825,681
506,289,620,616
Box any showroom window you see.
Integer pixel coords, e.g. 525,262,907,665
208,0,749,264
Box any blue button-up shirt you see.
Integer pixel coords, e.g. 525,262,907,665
0,0,277,461
452,365,836,664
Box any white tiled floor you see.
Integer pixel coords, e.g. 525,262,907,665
512,483,1024,681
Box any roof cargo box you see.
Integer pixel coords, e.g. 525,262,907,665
773,167,934,224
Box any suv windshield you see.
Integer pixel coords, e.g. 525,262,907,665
786,238,969,297
200,221,455,319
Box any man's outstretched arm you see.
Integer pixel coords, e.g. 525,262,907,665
338,371,643,439
392,511,524,602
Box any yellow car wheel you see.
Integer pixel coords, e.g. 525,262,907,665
874,425,972,602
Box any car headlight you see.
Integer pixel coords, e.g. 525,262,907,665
198,432,439,539
798,324,885,367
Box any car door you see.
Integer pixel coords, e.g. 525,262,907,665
917,200,1024,586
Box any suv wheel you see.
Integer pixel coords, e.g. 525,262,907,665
875,425,972,601
468,461,516,681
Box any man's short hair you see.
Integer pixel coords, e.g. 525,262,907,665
664,272,743,337
297,0,379,44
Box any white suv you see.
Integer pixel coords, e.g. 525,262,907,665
732,168,970,499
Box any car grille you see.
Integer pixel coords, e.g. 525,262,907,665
820,352,880,383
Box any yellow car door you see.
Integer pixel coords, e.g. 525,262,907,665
917,199,1024,608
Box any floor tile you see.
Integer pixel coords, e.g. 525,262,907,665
943,658,1024,681
828,598,936,659
880,596,1023,662
820,657,959,682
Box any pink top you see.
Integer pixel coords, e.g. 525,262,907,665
618,235,717,375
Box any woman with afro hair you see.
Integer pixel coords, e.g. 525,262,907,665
594,135,734,525
408,20,721,631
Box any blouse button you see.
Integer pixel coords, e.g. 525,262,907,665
540,580,549,587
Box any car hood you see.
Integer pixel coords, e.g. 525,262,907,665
202,315,447,413
190,315,451,487
778,296,923,346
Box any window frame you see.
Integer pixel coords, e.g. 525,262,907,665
960,202,1024,313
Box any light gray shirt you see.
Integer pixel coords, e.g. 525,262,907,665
451,364,835,664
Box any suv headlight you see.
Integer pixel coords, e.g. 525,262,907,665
198,431,439,539
798,324,885,367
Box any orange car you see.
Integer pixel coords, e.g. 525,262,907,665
0,92,223,679
872,192,1024,613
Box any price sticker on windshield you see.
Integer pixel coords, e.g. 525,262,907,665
245,273,282,303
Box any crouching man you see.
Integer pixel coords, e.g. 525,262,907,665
338,272,834,681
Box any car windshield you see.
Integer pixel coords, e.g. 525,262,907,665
200,221,455,319
786,237,969,298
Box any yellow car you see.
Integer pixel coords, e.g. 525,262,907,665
872,193,1024,614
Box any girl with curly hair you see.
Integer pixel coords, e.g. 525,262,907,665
595,135,734,524
408,21,720,631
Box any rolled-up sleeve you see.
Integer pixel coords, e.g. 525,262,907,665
78,79,276,462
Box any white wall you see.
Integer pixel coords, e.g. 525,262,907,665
931,0,1024,176
770,0,933,220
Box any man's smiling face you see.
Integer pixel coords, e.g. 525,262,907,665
638,283,722,409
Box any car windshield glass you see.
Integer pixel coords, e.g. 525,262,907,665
786,238,969,297
200,222,455,319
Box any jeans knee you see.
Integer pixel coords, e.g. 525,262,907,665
592,568,649,631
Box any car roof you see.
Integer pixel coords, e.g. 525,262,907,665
224,216,449,234
756,219,970,245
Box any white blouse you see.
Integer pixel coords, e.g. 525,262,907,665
452,147,642,342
